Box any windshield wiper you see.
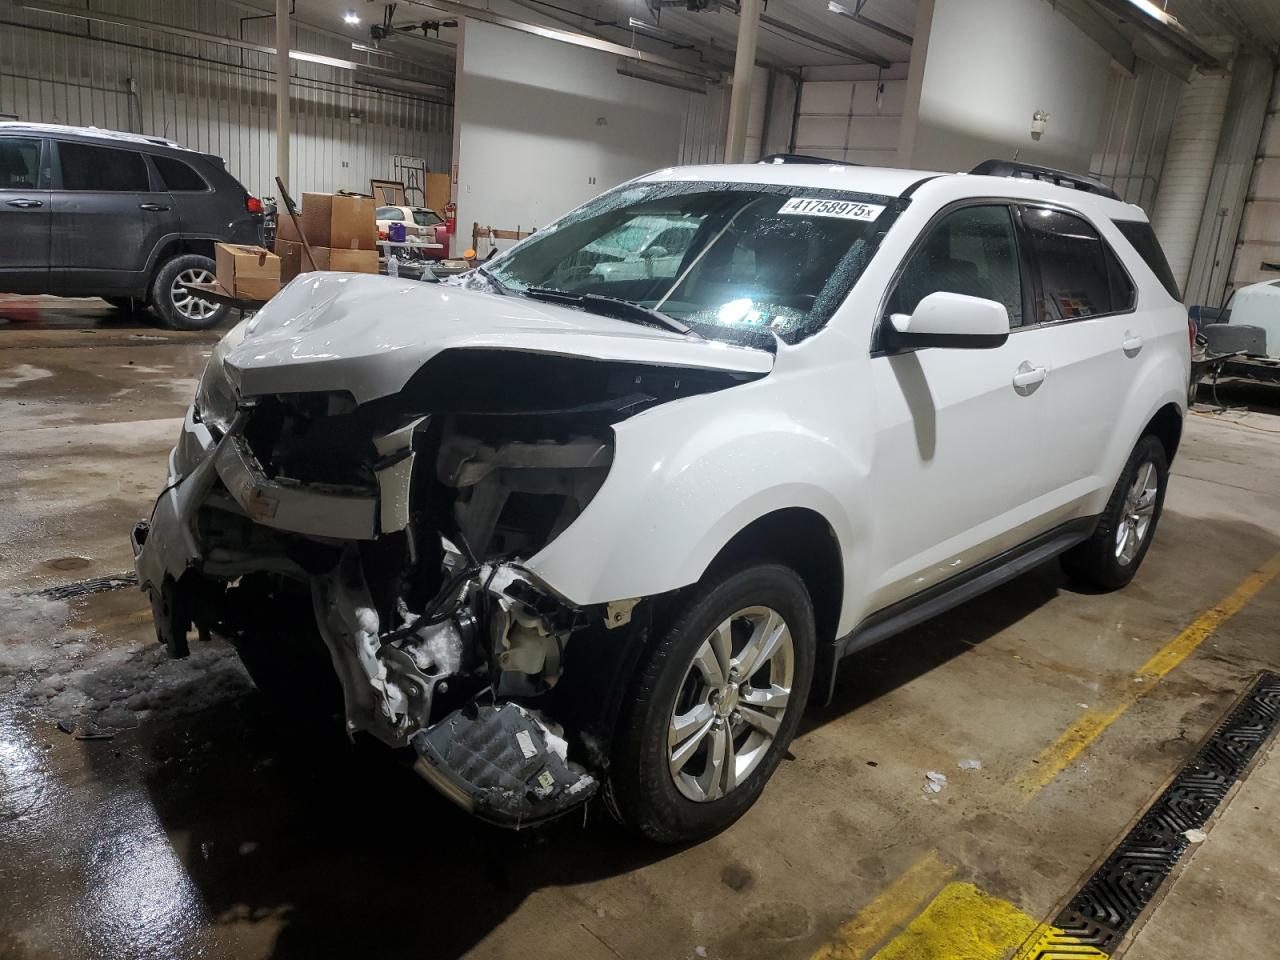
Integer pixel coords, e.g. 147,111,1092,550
523,287,700,338
476,264,509,295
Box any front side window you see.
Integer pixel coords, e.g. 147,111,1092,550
376,206,405,221
153,154,207,192
482,182,895,346
1022,207,1134,321
58,142,149,192
887,204,1025,327
0,138,42,190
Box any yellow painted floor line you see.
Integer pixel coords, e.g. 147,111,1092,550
1014,550,1280,794
810,850,956,960
811,552,1280,960
866,882,1038,960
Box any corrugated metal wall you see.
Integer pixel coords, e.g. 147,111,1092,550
1089,58,1184,214
1228,65,1280,292
0,0,453,200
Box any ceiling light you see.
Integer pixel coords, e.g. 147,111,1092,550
343,12,361,25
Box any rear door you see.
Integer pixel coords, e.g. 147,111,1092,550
1013,204,1142,515
49,139,180,292
0,136,51,290
150,151,230,241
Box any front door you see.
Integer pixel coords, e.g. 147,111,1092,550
0,136,51,291
49,140,180,293
864,202,1056,611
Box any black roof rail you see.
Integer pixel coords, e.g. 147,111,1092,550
759,154,862,166
969,159,1120,202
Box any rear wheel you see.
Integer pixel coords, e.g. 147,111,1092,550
606,564,815,843
1061,434,1168,590
151,254,228,330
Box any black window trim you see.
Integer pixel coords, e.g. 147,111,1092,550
0,135,50,191
50,138,155,192
871,196,1033,356
1012,201,1138,329
146,151,211,194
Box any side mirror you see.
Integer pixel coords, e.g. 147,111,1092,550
886,291,1010,350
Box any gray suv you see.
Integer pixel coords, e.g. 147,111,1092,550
0,122,262,329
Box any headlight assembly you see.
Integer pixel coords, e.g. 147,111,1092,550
194,318,249,433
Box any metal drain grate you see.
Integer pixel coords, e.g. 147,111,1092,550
1036,671,1280,955
31,572,138,600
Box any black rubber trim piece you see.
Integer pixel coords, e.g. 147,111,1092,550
814,517,1098,704
31,572,138,600
1045,671,1280,954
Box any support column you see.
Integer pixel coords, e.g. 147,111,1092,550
1184,49,1273,307
1149,67,1231,294
275,0,290,192
724,0,761,163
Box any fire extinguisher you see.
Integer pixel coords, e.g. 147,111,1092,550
444,201,457,236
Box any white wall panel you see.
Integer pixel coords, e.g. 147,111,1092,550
0,0,452,203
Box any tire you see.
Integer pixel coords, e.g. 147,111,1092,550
102,296,143,312
1061,434,1168,591
606,563,816,843
150,254,228,330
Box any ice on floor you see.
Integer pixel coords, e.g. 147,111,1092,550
1,587,251,732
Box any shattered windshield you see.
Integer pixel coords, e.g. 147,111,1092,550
482,181,898,346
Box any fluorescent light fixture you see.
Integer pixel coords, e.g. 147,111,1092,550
1123,0,1176,26
343,12,361,25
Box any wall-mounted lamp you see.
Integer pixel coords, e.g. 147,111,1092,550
1031,109,1049,141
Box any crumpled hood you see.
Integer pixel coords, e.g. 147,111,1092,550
223,273,774,403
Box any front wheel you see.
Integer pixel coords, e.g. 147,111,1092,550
606,564,815,843
150,254,228,330
1061,434,1168,590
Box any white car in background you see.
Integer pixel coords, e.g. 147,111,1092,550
133,158,1190,843
375,204,444,236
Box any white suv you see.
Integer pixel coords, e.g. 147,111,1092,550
133,159,1190,842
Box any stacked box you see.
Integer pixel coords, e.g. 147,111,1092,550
215,243,280,300
276,192,379,280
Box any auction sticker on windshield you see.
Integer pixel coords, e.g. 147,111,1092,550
777,197,885,221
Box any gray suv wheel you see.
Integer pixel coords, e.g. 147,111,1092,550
151,254,228,330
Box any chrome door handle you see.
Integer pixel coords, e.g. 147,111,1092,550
5,198,43,208
1012,361,1047,395
1122,331,1144,356
139,202,170,211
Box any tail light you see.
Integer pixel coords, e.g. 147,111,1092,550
1187,317,1196,351
245,195,264,215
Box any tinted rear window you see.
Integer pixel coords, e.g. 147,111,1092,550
153,154,208,192
1114,219,1180,301
59,142,149,191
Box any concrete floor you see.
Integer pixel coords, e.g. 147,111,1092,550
2,296,1279,960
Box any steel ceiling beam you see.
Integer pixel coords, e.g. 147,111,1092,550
826,1,912,47
23,0,452,97
714,1,891,68
404,0,719,80
1088,0,1223,70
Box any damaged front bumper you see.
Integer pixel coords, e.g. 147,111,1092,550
132,403,607,826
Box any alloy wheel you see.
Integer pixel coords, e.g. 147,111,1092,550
668,606,794,802
171,268,218,321
1115,460,1158,566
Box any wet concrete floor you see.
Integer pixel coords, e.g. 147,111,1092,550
2,297,1279,959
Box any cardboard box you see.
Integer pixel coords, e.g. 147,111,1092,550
425,173,451,216
277,210,300,243
299,192,377,250
215,243,280,300
328,248,379,274
274,239,329,281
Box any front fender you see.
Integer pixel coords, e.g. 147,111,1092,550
522,372,866,613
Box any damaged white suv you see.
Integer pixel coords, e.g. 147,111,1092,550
133,159,1190,842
